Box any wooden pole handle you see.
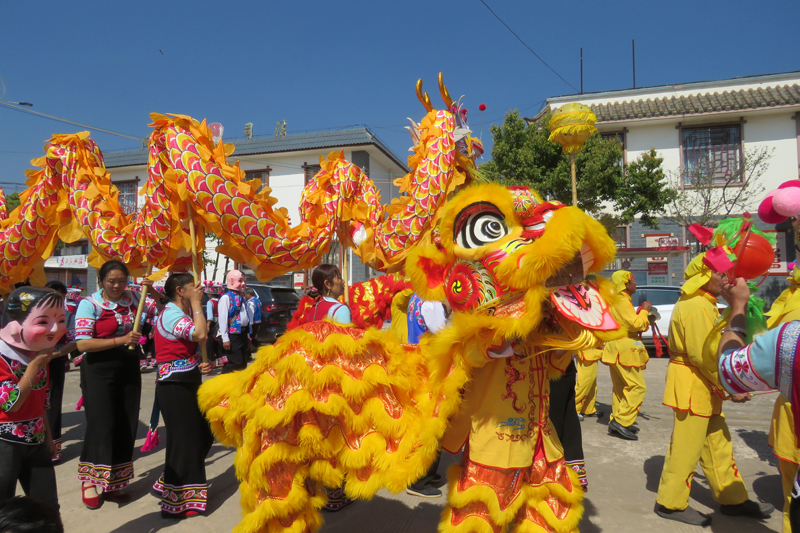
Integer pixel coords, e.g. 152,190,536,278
186,199,208,364
129,264,153,350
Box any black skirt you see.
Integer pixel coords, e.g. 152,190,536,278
154,380,213,514
78,346,141,491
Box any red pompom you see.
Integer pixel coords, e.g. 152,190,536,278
479,104,487,111
758,195,787,224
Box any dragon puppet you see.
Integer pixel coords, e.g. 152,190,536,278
197,188,622,533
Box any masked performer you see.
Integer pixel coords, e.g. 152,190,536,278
75,260,159,509
602,271,650,440
0,287,66,512
152,273,214,518
217,270,251,373
43,281,77,463
655,255,770,525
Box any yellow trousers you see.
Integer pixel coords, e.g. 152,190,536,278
575,359,598,415
780,459,798,533
608,364,645,426
656,410,749,510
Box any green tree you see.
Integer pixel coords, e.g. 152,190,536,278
480,110,676,228
5,192,20,214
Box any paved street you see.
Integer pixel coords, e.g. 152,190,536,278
51,356,784,533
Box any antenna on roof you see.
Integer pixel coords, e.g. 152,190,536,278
580,48,584,94
632,39,636,89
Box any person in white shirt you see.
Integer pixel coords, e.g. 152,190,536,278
216,271,252,373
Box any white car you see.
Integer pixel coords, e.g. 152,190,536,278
633,285,726,355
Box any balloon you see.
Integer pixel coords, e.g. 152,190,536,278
733,233,775,279
479,104,486,111
758,195,788,224
773,188,800,216
778,180,800,189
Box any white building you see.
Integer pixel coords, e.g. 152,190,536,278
98,126,408,287
530,71,800,300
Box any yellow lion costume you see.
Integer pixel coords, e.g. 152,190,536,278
199,182,620,533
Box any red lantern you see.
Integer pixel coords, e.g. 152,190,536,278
479,104,487,111
733,233,774,279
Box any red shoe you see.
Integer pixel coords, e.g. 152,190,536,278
103,490,133,503
82,484,102,510
161,510,201,519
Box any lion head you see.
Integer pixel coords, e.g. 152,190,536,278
406,182,620,350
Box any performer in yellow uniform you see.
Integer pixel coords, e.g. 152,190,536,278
602,271,650,440
765,266,800,533
655,254,773,526
575,347,603,419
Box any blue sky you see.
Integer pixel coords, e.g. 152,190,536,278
1,0,798,192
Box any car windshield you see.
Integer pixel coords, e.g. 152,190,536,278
636,289,681,307
271,288,300,303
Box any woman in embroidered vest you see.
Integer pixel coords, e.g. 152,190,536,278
296,264,353,511
74,260,158,509
152,273,212,518
0,287,66,514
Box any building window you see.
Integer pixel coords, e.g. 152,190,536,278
115,180,138,214
612,226,628,248
303,163,321,185
244,168,271,192
681,124,742,184
601,131,627,165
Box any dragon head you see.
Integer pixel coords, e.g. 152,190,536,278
406,182,620,349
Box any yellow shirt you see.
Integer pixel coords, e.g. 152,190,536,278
440,341,569,469
577,347,603,362
662,290,723,417
602,292,650,367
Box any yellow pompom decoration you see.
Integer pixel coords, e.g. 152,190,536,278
548,103,598,154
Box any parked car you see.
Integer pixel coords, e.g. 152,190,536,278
247,284,301,344
633,284,725,355
633,285,681,354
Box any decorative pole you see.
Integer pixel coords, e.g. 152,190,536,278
129,264,153,351
186,199,208,363
548,103,598,207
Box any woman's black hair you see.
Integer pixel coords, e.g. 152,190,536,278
98,260,129,283
44,280,68,296
310,264,340,298
0,496,63,533
2,287,64,328
163,273,195,302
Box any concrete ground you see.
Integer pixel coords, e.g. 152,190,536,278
49,356,785,533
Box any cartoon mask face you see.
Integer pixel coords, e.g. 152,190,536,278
0,288,67,354
407,183,619,340
226,270,246,292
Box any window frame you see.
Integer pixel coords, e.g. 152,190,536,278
678,120,745,188
244,167,272,192
302,162,322,185
114,178,140,214
600,129,628,165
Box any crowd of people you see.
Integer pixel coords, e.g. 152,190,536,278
2,250,800,532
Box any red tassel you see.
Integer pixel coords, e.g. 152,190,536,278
141,427,160,452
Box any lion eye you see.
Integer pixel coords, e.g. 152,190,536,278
456,211,508,249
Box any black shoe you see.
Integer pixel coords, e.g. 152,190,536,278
406,485,442,498
584,410,604,418
656,504,711,526
629,423,640,434
608,420,638,440
720,500,774,518
431,474,442,484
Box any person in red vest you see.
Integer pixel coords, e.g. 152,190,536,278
152,273,213,518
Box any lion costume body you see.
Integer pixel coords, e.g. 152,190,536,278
198,182,621,533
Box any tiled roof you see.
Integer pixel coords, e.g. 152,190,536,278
102,126,407,170
589,84,800,122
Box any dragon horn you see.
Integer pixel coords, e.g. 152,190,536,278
416,79,433,112
438,72,454,109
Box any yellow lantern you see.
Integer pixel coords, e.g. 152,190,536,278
548,103,598,206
